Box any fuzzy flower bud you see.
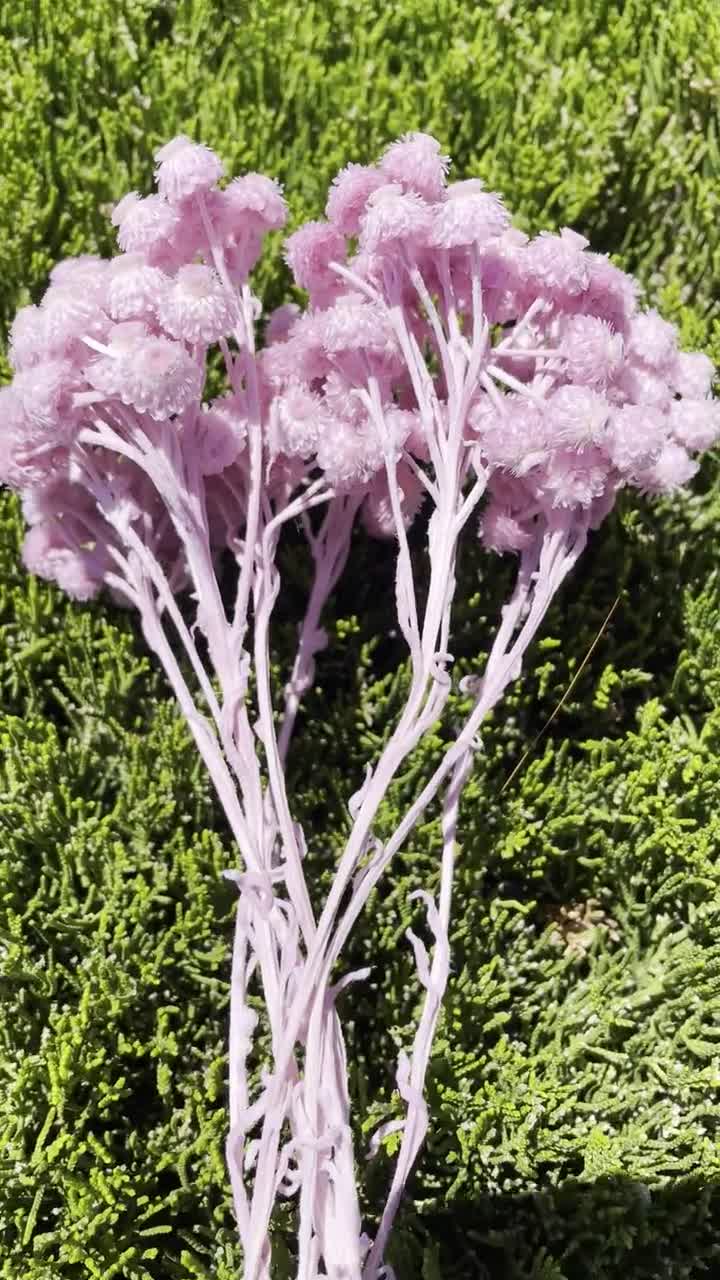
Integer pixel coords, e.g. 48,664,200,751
560,314,624,387
525,227,590,298
284,221,347,300
430,182,510,249
158,264,239,344
106,254,170,322
325,164,387,236
636,441,698,494
671,351,715,399
85,324,203,420
359,185,434,256
379,131,450,201
112,193,179,255
627,309,677,370
154,135,224,203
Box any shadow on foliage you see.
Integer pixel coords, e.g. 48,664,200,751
385,1173,720,1280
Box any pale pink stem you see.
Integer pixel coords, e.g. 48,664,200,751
278,494,359,766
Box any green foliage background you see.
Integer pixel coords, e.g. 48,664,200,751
2,1,720,1276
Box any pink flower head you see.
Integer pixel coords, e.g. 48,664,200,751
107,254,170,322
581,253,639,329
605,403,667,474
671,351,715,400
627,309,677,371
475,229,532,323
284,221,347,301
85,324,203,420
322,371,365,425
260,317,330,387
12,361,79,437
221,173,288,234
525,227,590,299
112,193,179,255
325,163,387,236
615,361,673,409
636,441,699,494
431,182,510,249
8,306,47,371
480,500,535,553
154,135,224,204
0,383,72,491
49,254,108,303
265,303,301,344
530,446,609,509
316,415,383,488
318,298,398,361
22,520,107,601
561,314,624,387
359,184,434,257
547,385,610,448
158,264,239,344
667,398,720,452
477,399,548,475
271,382,324,458
379,132,450,202
383,407,423,455
40,285,109,356
361,461,426,538
191,394,248,474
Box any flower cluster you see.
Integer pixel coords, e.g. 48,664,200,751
3,130,718,1280
269,132,720,555
1,136,287,597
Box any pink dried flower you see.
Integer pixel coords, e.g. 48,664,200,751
49,254,108,302
266,303,301,344
12,361,79,437
315,414,383,487
525,227,590,298
361,462,426,538
284,221,347,301
154,135,224,203
667,398,720,452
478,399,548,474
671,351,715,399
8,306,48,371
261,306,335,384
271,382,324,458
318,298,398,360
615,361,673,409
530,446,609,509
359,185,434,256
379,131,450,201
605,403,666,473
547,385,611,448
107,254,170,322
430,183,510,249
561,314,624,387
627,308,677,370
158,264,239,344
85,325,203,420
22,520,108,601
480,501,535,553
191,395,248,474
581,253,639,329
325,163,387,235
636,440,699,494
40,286,109,355
221,173,288,234
112,193,179,255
